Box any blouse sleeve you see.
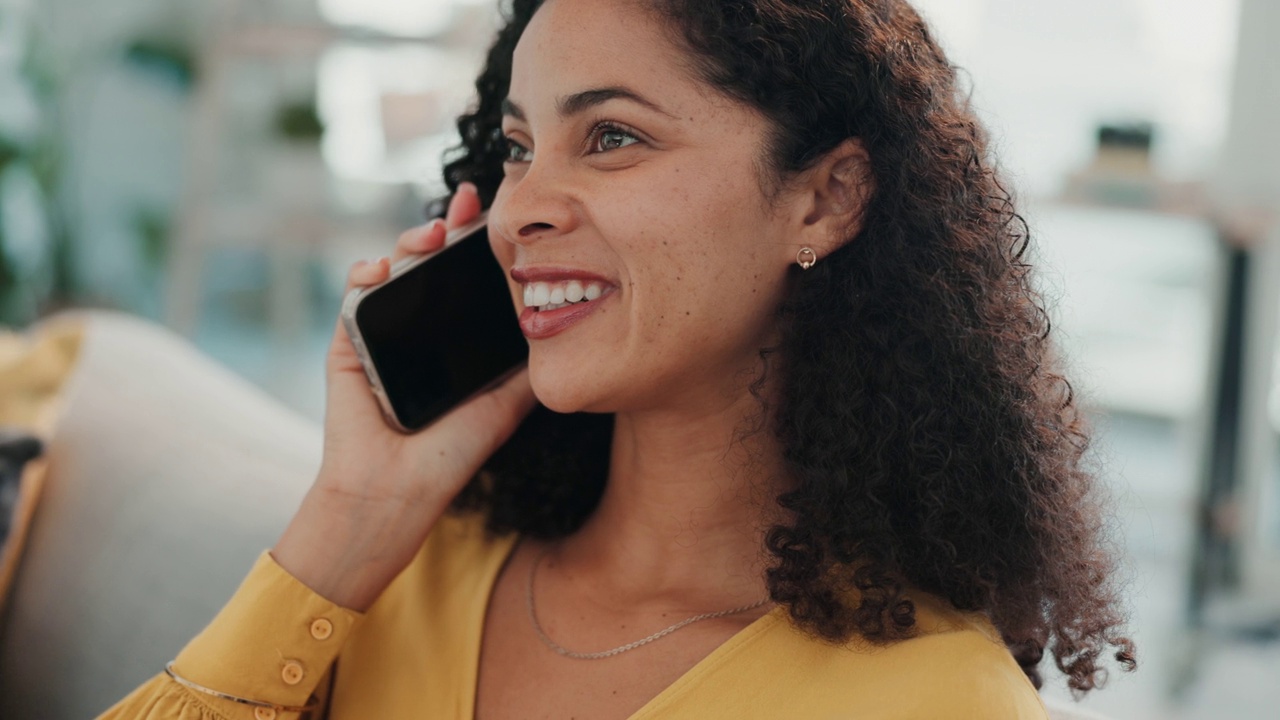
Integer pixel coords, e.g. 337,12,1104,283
97,551,363,719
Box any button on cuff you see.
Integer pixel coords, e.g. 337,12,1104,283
310,618,334,640
281,661,306,686
172,551,363,711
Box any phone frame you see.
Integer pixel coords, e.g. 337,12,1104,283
339,212,524,434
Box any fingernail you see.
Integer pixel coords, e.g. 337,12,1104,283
459,181,477,194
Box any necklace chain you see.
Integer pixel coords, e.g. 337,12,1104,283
525,543,773,660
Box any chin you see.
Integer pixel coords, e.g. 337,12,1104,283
527,356,593,414
527,352,624,415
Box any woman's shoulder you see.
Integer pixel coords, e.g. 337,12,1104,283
880,598,1048,717
743,591,1049,719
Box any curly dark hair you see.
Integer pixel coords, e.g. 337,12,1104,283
442,0,1136,695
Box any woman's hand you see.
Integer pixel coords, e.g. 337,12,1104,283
272,183,536,611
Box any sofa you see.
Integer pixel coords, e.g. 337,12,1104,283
0,310,1109,719
0,310,320,718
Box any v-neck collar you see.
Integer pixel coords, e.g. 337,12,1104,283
461,530,788,720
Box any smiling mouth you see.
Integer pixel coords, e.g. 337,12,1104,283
523,280,609,311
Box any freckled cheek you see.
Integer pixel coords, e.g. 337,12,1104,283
630,276,737,352
618,239,769,349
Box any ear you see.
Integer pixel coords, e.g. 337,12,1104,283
790,138,875,261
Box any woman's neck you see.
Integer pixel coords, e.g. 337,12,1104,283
556,388,792,614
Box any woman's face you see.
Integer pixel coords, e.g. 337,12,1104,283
489,0,802,415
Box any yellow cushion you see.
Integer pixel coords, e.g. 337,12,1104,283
0,315,85,614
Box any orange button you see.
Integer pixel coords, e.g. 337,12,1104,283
309,618,334,640
281,661,305,686
254,707,277,720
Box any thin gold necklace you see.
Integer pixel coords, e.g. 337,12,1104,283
525,543,773,660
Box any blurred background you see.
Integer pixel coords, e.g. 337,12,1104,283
0,0,1277,717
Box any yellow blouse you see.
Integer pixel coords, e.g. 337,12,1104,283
100,509,1049,719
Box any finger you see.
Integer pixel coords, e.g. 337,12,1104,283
445,182,483,230
391,219,447,265
344,257,390,295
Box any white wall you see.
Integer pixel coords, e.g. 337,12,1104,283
914,0,1241,196
1215,0,1280,205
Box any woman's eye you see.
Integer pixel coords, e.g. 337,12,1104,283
592,125,640,153
503,136,531,163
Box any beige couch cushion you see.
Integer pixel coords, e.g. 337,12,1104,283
0,310,322,719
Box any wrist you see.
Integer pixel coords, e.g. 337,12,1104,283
272,487,444,611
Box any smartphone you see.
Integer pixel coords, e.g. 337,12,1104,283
340,213,528,434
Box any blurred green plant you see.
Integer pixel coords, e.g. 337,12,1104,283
124,38,198,90
120,31,196,302
131,205,172,271
273,98,325,143
0,140,18,308
0,17,74,327
0,11,202,326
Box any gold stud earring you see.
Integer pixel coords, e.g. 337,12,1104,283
796,247,818,270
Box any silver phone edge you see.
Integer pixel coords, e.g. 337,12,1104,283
339,212,492,435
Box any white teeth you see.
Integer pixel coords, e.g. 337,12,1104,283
524,280,608,310
531,283,551,307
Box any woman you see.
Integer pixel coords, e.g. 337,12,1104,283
104,0,1135,717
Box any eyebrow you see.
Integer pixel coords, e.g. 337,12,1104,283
501,86,676,122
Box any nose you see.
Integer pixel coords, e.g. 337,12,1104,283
490,156,579,247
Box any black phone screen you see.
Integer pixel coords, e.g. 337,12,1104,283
354,225,528,432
